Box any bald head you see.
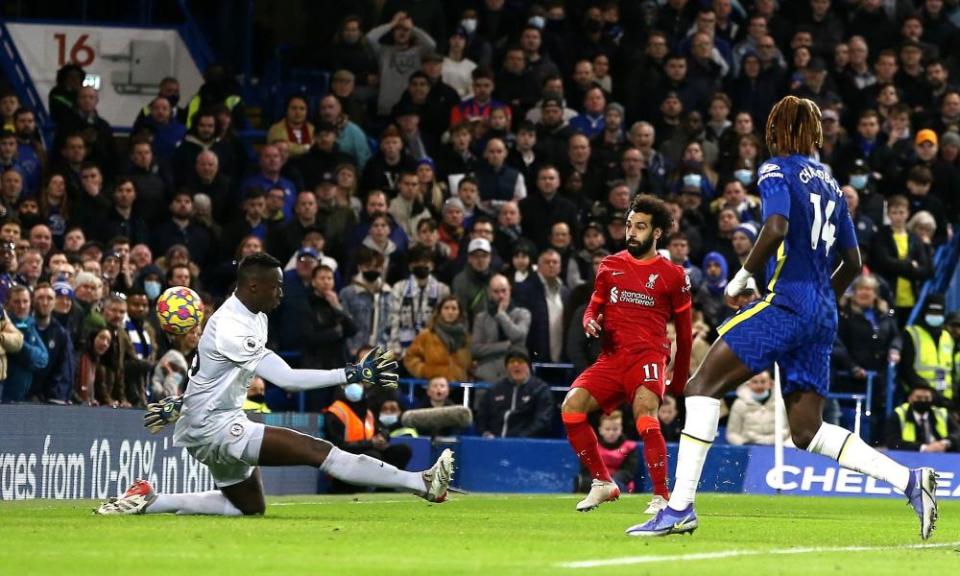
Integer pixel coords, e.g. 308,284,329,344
484,138,507,168
488,273,511,302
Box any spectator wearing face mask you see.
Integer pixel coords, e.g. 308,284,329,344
900,294,956,406
376,394,418,438
840,185,878,252
886,384,960,452
340,247,392,357
136,264,165,303
833,109,896,195
323,378,412,493
388,245,449,357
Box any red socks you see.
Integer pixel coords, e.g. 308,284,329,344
637,415,669,499
564,411,669,498
562,412,612,483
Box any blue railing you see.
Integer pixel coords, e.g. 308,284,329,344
906,234,960,325
0,22,51,130
886,361,898,418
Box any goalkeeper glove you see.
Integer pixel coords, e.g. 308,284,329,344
345,346,399,389
143,395,183,434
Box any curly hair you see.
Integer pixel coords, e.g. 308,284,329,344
629,194,673,236
765,95,823,156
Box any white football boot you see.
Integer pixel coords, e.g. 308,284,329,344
421,449,455,503
576,480,621,512
95,479,157,515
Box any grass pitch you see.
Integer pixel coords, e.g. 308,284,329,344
1,493,958,575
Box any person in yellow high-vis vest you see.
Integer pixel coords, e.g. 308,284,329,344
185,64,246,130
242,377,271,413
947,312,960,390
885,385,959,452
376,395,418,438
323,383,412,493
900,295,955,406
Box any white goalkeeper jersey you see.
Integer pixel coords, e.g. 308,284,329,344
173,294,270,447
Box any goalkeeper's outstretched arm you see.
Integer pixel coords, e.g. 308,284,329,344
254,346,400,392
254,351,347,392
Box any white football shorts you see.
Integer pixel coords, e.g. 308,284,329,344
185,416,265,488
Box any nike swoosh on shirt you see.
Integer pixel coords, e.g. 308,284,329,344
611,272,625,276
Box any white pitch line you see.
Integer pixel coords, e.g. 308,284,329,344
270,500,412,506
270,494,574,506
558,541,960,568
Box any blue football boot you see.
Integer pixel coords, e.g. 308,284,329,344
905,467,938,540
625,504,699,537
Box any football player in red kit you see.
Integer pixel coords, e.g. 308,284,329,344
562,194,693,514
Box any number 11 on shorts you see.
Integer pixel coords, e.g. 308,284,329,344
642,363,660,381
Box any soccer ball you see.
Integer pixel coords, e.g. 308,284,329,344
156,286,204,335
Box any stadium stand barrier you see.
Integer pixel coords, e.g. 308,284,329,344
0,404,317,499
906,234,960,326
4,403,959,501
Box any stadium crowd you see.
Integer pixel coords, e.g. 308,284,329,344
0,0,958,456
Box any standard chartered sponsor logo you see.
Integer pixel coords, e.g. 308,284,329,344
610,286,653,306
617,289,655,307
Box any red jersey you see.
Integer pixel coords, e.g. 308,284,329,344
583,252,692,357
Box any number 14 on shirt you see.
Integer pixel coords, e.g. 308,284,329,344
809,192,836,252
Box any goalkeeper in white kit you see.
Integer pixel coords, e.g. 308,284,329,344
96,253,453,516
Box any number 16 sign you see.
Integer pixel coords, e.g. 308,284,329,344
49,31,99,68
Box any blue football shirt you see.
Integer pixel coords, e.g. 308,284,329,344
755,154,858,319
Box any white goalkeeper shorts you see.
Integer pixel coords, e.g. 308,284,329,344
185,416,265,488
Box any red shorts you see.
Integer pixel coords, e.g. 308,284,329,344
572,350,668,414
